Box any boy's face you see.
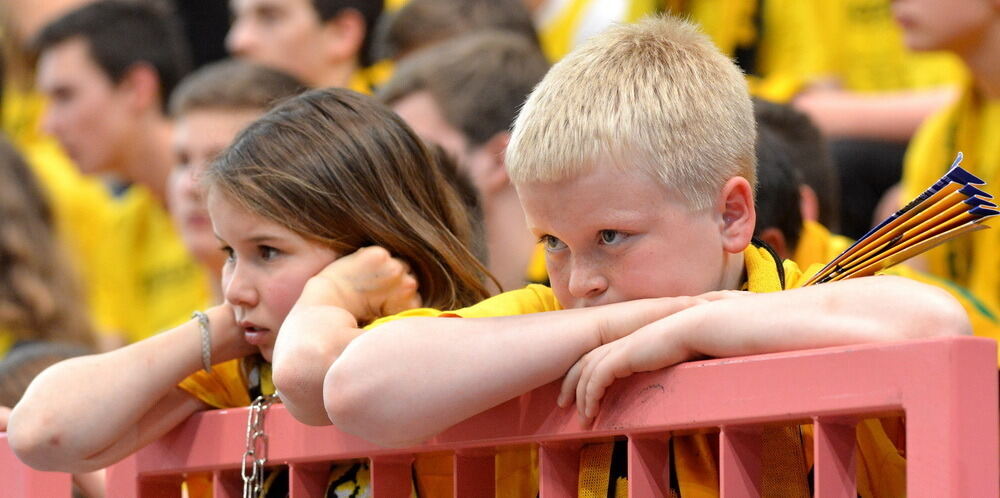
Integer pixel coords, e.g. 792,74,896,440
227,0,331,87
209,191,340,361
518,166,733,309
891,0,994,52
37,38,134,175
169,109,263,275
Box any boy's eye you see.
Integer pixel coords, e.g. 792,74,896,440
221,246,235,262
540,235,567,251
598,230,627,245
259,245,279,260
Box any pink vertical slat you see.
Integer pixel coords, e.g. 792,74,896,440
0,434,72,497
289,463,330,497
370,455,413,498
719,427,761,497
455,449,495,496
627,435,670,497
813,418,857,498
212,470,242,498
539,444,580,497
105,453,139,498
906,339,999,497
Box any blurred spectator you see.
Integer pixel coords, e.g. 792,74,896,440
373,0,538,61
33,1,211,344
226,0,384,92
381,31,550,290
893,0,1000,314
0,135,95,357
167,59,304,300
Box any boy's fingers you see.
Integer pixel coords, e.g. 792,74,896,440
558,359,586,407
576,346,613,418
584,353,631,419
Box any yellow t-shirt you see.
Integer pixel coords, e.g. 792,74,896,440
108,186,212,343
810,0,966,93
901,80,1000,312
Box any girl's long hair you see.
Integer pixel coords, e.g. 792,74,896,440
206,88,495,310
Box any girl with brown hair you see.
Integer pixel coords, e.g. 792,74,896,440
9,88,492,496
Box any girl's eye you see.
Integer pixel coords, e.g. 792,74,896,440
259,245,279,260
599,230,627,245
540,235,567,251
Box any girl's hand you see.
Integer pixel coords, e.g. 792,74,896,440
299,246,422,322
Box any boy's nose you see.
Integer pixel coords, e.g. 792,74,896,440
225,21,255,56
566,260,608,299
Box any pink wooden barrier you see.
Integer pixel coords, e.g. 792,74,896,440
2,337,996,496
0,433,72,496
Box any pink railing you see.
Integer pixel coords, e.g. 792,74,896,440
3,337,998,497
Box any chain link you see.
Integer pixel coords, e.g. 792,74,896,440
242,393,279,498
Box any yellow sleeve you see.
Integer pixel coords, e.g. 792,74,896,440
365,284,561,329
177,359,252,409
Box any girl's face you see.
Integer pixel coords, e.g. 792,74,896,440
208,191,339,361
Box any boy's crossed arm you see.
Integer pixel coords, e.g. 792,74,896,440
310,274,967,447
562,275,972,421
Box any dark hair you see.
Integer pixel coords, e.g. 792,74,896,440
206,88,495,309
753,98,840,232
380,30,549,146
169,59,304,117
425,143,488,265
313,0,384,67
33,0,191,111
754,126,803,250
373,0,538,61
0,135,95,349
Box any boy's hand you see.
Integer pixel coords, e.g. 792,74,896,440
299,246,422,322
563,290,750,420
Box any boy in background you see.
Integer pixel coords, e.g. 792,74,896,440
380,31,550,290
275,15,970,496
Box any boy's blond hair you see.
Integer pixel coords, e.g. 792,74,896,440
506,15,756,209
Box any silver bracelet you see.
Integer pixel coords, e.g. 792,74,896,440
192,311,212,373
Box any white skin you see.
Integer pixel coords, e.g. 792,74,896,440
277,165,970,447
168,109,263,292
6,192,418,472
227,0,364,89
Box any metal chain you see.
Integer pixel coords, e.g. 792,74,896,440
242,393,279,498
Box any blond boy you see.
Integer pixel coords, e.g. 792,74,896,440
274,15,969,495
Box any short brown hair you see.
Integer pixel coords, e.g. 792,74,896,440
379,30,549,146
373,0,538,60
168,59,304,117
206,88,494,309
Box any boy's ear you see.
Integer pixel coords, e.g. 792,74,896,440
717,176,756,254
118,63,162,114
477,131,512,195
323,9,366,63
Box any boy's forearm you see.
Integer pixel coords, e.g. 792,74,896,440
272,304,362,425
676,276,971,360
324,308,614,447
